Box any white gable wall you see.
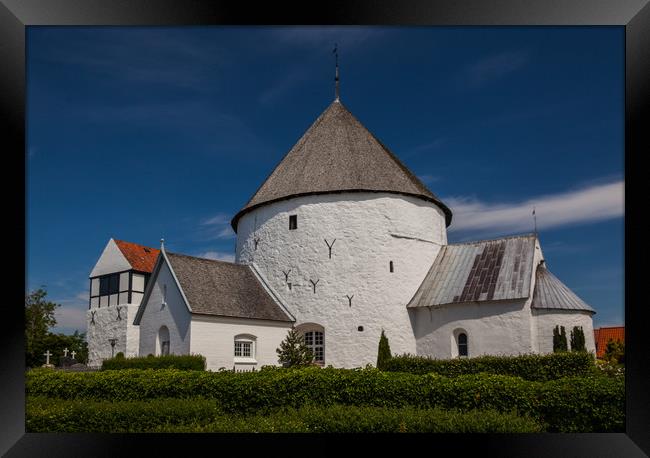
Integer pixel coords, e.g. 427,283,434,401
190,315,292,371
89,239,131,277
138,260,192,357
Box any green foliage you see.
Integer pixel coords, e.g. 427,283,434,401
101,354,206,371
115,352,125,359
553,325,568,352
276,327,314,367
604,339,624,364
26,398,542,433
376,329,392,370
25,288,60,367
570,326,586,352
383,351,595,381
26,366,624,432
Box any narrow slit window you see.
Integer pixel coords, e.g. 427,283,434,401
458,333,468,357
289,215,297,230
389,261,394,273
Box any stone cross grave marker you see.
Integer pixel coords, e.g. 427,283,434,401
42,350,54,368
63,348,69,357
71,351,76,359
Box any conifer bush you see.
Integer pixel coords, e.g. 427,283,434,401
376,329,392,370
570,326,586,352
276,328,314,367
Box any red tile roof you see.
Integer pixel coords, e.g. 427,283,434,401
114,240,160,273
593,326,625,359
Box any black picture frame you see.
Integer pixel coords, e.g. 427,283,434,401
3,0,648,456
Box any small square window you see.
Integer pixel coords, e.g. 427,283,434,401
289,215,297,230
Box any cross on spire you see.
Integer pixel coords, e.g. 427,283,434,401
333,43,340,102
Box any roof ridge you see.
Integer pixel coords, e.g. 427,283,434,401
113,239,159,251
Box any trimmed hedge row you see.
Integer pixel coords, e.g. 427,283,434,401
26,367,624,432
26,397,542,433
101,354,206,371
383,352,595,381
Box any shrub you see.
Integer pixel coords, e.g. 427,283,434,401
383,352,594,381
570,326,586,352
276,328,313,367
26,366,623,432
114,352,124,359
553,325,568,352
100,354,206,371
376,329,392,370
26,397,542,433
604,339,625,364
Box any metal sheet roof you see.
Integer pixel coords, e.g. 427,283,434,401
531,264,595,313
407,234,536,308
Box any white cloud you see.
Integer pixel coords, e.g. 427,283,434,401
53,305,87,332
466,50,529,87
200,213,236,240
445,180,624,237
417,174,440,185
198,251,235,263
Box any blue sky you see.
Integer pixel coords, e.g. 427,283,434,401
26,26,624,335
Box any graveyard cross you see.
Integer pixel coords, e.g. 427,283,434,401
63,348,69,357
43,350,52,365
71,351,77,360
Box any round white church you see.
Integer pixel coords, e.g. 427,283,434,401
86,97,596,370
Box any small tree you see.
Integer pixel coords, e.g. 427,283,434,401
25,288,61,367
570,326,586,352
604,338,624,364
553,325,568,352
276,328,314,367
377,329,392,370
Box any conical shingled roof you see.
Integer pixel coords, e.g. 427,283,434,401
231,100,452,231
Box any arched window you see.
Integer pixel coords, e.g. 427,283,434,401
157,325,170,356
234,334,257,360
458,333,468,357
296,323,325,365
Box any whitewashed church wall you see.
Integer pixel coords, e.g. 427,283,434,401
86,303,140,367
412,299,533,358
533,309,596,354
235,192,447,368
190,315,292,371
137,260,192,357
132,273,145,292
89,239,131,277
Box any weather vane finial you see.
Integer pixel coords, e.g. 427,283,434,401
533,207,537,236
333,43,340,102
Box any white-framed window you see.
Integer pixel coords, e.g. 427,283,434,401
234,334,256,361
451,328,469,358
296,323,325,365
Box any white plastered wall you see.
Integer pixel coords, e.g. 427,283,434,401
533,309,596,354
235,192,448,368
137,260,192,357
86,303,140,367
412,299,533,358
190,315,293,371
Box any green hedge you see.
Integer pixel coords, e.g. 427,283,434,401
26,397,542,433
101,354,206,371
26,366,623,432
383,352,595,381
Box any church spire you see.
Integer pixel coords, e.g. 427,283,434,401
333,43,340,102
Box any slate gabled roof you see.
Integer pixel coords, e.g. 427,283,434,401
408,234,537,308
531,264,595,313
165,252,293,322
231,100,452,231
114,240,160,273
